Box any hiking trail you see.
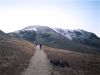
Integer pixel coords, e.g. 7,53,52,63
22,45,53,75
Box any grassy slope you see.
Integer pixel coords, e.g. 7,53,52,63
44,46,100,75
0,37,36,75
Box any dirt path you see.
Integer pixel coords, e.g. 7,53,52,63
21,45,53,75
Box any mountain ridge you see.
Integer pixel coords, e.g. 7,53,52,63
53,28,100,48
8,25,100,53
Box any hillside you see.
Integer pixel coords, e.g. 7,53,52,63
8,25,100,54
0,30,35,75
0,30,100,75
54,28,100,48
44,46,100,75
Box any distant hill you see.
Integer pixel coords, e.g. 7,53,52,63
8,25,100,53
0,30,9,36
0,30,5,35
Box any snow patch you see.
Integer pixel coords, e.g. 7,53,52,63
23,27,38,31
53,28,73,40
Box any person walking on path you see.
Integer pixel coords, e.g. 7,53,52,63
40,44,42,49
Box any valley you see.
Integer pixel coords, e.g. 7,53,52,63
0,25,100,75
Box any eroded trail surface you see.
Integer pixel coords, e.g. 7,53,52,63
22,46,53,75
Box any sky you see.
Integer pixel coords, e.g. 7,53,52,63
0,0,100,37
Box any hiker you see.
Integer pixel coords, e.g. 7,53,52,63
40,44,42,49
35,43,37,46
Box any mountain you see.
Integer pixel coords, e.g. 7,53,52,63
9,28,36,42
53,28,100,48
0,30,100,75
8,25,100,53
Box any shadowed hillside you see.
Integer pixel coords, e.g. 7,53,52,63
0,30,36,75
54,28,100,48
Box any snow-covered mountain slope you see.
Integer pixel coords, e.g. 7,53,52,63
53,28,100,48
22,26,38,31
53,28,73,40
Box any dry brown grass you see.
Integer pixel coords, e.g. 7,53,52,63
44,46,100,75
0,37,36,75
